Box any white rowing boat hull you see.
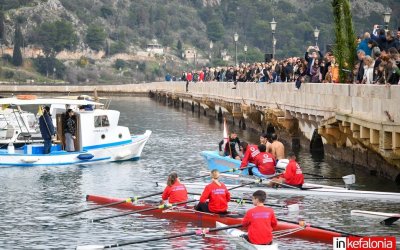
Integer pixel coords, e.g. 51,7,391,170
182,182,400,201
216,222,279,250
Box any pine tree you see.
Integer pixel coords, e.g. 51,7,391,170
12,24,23,66
332,0,356,83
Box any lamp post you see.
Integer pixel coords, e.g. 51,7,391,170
270,18,277,59
136,64,139,83
314,27,320,47
209,41,213,60
383,10,391,31
53,67,56,84
244,44,247,64
234,32,239,66
193,49,197,70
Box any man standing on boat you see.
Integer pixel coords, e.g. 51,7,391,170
267,133,285,162
195,170,230,214
252,144,276,178
242,190,277,245
161,172,188,205
271,152,304,188
64,109,76,152
239,141,260,169
38,106,55,154
219,131,241,160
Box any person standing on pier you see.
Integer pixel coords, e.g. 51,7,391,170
242,190,277,245
195,169,230,214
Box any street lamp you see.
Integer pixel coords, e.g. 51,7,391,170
136,64,139,83
244,44,247,64
270,18,277,59
314,27,320,47
234,32,239,66
53,67,56,84
182,51,185,60
193,48,197,70
209,41,213,60
383,10,391,31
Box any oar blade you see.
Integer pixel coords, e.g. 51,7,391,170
380,217,399,226
76,245,105,250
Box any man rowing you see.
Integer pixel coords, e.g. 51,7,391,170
267,133,285,161
242,190,277,245
240,141,260,169
252,144,276,178
195,170,230,214
161,172,188,205
270,152,304,188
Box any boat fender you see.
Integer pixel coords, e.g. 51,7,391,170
21,157,40,163
77,153,94,160
16,95,37,100
116,150,131,159
276,159,289,171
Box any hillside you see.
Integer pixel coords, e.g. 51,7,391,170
0,0,398,83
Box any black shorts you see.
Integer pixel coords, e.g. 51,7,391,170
242,234,273,245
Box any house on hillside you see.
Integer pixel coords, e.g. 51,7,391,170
146,39,164,55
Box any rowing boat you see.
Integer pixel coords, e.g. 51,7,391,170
86,195,348,243
200,151,400,201
216,222,279,250
351,210,400,225
180,181,400,201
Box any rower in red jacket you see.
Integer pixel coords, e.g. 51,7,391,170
240,141,260,169
271,152,304,188
242,190,277,245
161,172,188,204
252,144,276,178
195,170,230,214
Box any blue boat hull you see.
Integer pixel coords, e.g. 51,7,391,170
200,151,256,175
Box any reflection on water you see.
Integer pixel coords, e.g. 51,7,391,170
0,97,398,249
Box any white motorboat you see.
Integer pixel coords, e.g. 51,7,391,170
216,222,279,250
0,97,151,167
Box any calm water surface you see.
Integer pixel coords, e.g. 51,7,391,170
0,97,399,250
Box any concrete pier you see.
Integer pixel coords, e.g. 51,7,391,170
2,82,400,183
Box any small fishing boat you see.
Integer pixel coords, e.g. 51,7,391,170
351,210,400,225
0,97,151,167
201,151,288,175
85,194,352,244
216,221,279,250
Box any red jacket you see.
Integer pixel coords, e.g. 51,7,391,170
240,144,260,168
282,160,304,186
254,152,276,175
242,206,277,244
186,72,192,81
199,181,230,213
162,181,188,204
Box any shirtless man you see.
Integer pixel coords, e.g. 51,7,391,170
267,133,285,161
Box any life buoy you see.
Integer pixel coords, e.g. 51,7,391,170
16,95,37,100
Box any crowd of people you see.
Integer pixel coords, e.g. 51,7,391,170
175,26,400,86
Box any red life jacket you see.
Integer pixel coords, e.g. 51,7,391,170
282,160,304,186
254,152,276,175
199,181,230,213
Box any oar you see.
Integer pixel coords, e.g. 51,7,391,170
277,217,362,237
76,224,242,250
180,166,253,182
58,192,163,218
230,197,287,208
90,199,197,222
304,177,344,180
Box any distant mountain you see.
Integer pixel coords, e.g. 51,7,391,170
1,0,399,59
